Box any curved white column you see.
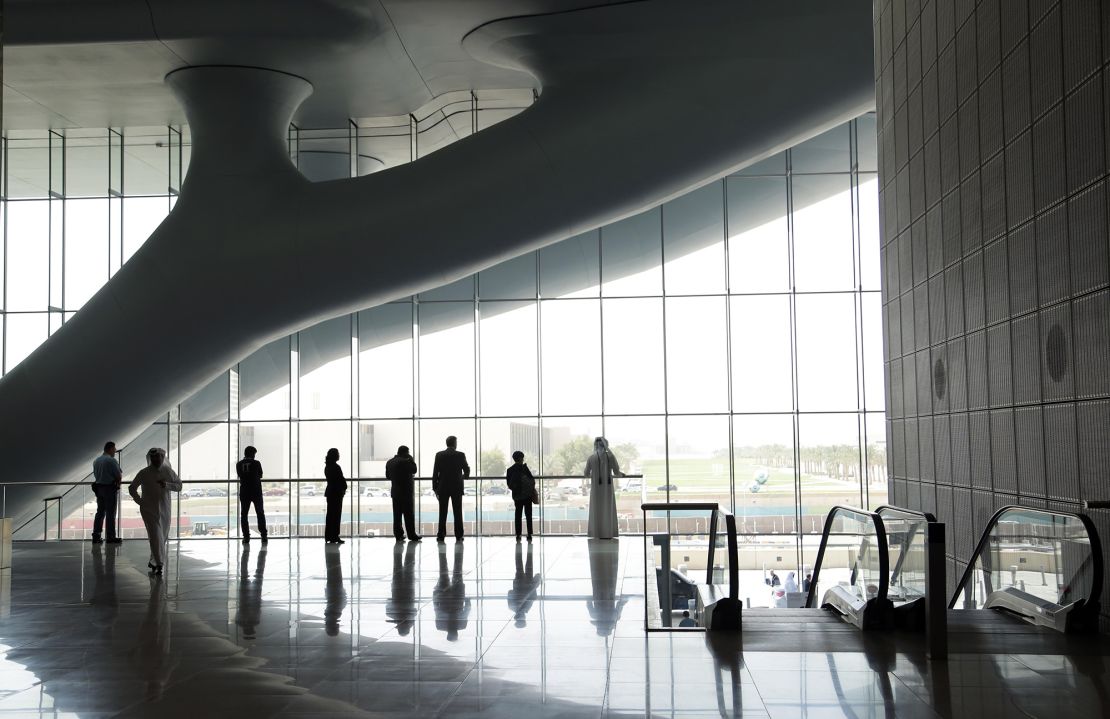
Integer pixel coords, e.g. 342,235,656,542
0,0,875,522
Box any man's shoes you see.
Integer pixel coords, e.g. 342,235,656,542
107,538,123,544
436,537,445,543
335,539,345,545
527,536,533,542
395,537,404,543
91,538,103,545
515,536,521,543
409,536,421,542
456,537,464,542
260,536,268,545
242,537,250,544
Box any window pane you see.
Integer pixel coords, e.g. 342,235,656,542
64,199,109,311
181,372,229,422
299,420,351,479
604,414,665,533
795,294,859,411
358,419,414,477
727,177,789,293
733,414,798,532
791,123,851,173
479,301,537,415
358,304,413,418
299,316,352,419
240,422,290,478
540,230,599,298
730,295,793,412
419,275,474,302
861,293,885,412
858,174,881,291
179,423,229,480
792,174,856,291
856,114,878,172
479,252,536,300
6,134,49,198
418,302,475,417
663,181,725,295
5,312,48,371
239,338,289,420
666,415,731,508
665,296,728,413
602,298,664,414
863,412,888,506
66,134,109,198
734,151,786,176
538,416,601,535
540,299,601,415
602,208,661,296
123,128,169,195
122,196,169,263
797,413,863,531
6,201,49,311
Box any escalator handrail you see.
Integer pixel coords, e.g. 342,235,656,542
948,504,1103,610
874,504,937,523
875,504,936,593
805,505,890,610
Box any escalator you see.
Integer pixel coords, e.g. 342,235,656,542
949,505,1103,633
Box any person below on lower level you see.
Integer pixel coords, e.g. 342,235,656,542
386,445,420,542
432,435,469,542
236,445,267,544
91,441,123,544
324,448,347,544
679,610,697,628
505,450,536,542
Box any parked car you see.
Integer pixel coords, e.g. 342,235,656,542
183,487,207,499
299,485,317,496
656,484,678,492
362,486,388,498
484,485,509,496
206,487,228,497
263,487,287,497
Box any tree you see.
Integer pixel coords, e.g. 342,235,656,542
544,435,595,476
612,442,640,468
479,447,507,476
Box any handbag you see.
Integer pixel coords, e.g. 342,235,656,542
531,487,540,505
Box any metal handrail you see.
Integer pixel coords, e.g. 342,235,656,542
949,505,1103,611
804,505,890,609
874,504,936,522
1,474,643,487
876,504,935,593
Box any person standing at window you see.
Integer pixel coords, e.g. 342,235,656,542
324,448,347,544
386,445,420,542
236,445,267,544
91,441,123,544
432,436,470,542
585,437,624,539
506,450,536,542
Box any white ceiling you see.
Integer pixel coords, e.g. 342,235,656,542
2,0,613,129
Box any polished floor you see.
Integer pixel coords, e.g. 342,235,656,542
0,537,1106,718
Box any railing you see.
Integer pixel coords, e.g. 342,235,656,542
875,505,935,608
640,502,740,631
804,505,892,629
949,505,1103,633
4,475,642,541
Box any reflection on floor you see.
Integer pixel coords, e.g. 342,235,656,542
0,537,1106,718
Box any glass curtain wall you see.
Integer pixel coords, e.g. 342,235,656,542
2,111,885,579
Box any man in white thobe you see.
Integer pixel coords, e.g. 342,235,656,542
585,437,624,539
128,448,182,574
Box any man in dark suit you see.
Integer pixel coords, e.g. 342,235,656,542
385,445,420,542
432,435,470,542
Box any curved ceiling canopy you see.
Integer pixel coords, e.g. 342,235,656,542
0,0,875,523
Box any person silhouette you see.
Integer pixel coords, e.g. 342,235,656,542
235,544,267,640
386,540,418,636
236,445,267,544
586,538,627,636
433,542,470,640
324,545,347,636
507,541,542,627
584,437,624,539
386,445,420,542
128,447,181,574
432,436,470,542
323,448,347,544
506,450,536,542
